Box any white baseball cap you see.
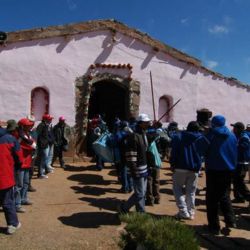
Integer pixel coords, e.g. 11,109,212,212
137,113,151,122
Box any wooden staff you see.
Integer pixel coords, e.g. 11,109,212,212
157,98,181,122
150,71,156,121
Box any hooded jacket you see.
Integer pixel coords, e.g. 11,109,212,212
237,131,250,164
205,126,237,171
170,131,208,172
0,128,22,190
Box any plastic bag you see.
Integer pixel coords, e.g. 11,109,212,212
148,140,162,168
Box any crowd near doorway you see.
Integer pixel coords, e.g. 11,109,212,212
88,80,128,131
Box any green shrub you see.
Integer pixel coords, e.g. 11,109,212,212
119,213,199,250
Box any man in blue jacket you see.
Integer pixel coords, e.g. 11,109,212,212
205,115,237,235
170,121,208,220
231,122,250,203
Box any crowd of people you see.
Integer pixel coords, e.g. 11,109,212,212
1,110,250,236
88,112,250,236
0,114,70,234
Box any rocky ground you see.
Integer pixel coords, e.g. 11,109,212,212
0,161,250,250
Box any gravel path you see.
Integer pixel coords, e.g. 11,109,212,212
0,161,249,249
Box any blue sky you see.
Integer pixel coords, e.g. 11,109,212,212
1,0,250,83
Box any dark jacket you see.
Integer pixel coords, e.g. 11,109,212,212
53,123,70,147
0,128,22,190
125,126,148,178
205,126,237,171
170,131,208,172
36,121,54,148
237,131,250,164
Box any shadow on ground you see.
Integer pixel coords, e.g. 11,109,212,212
58,211,120,228
79,197,121,212
0,227,6,235
192,224,250,250
68,173,117,185
63,164,98,172
71,185,120,196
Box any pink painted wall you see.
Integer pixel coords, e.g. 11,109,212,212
0,30,250,127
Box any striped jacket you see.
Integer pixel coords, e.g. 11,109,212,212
125,130,148,178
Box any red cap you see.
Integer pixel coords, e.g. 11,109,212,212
18,118,34,127
42,114,53,121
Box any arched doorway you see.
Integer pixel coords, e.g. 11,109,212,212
158,95,173,123
88,80,128,130
30,87,49,121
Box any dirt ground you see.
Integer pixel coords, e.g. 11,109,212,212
0,161,250,250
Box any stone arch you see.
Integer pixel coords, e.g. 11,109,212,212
75,73,140,155
30,87,49,121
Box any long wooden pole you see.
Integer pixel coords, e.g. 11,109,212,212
150,71,156,121
157,98,181,122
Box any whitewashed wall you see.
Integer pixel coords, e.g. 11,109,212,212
0,30,249,127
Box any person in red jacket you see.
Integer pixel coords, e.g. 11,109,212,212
0,124,22,234
15,118,36,213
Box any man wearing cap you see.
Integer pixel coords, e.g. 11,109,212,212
0,120,22,234
118,114,150,213
170,121,208,220
204,115,237,235
36,114,54,178
231,122,250,203
52,116,71,169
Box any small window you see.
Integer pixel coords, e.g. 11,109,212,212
30,87,49,121
158,95,173,122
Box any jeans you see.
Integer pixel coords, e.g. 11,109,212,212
123,176,147,212
46,144,54,168
173,169,198,216
38,145,54,176
15,168,30,207
0,187,19,226
120,165,133,192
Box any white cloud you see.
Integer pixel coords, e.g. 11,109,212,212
206,60,219,69
208,25,229,34
67,0,77,10
180,18,189,25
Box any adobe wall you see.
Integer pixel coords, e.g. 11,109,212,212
0,29,249,132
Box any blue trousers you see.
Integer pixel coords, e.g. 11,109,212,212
0,187,19,226
123,176,147,212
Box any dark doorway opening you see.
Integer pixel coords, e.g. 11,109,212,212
88,80,128,130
